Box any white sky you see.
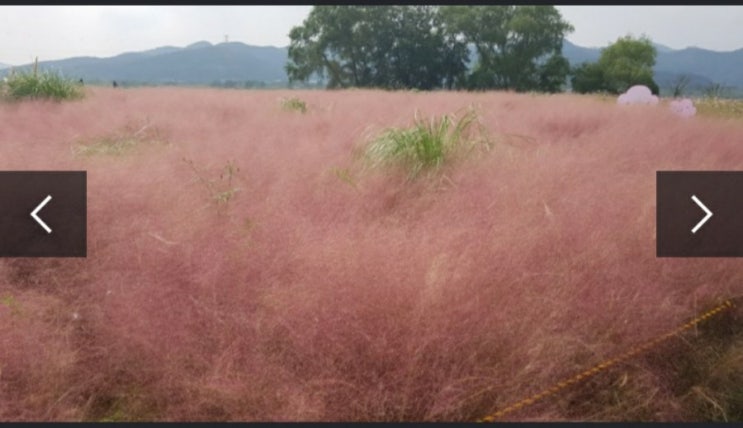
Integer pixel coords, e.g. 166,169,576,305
557,6,743,50
1,6,742,66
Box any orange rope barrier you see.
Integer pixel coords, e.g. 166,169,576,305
477,299,736,422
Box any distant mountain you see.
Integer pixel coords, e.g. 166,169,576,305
562,41,679,63
652,42,674,53
0,62,10,70
1,41,289,85
653,70,714,92
186,41,213,50
562,40,601,65
654,47,743,90
2,39,742,96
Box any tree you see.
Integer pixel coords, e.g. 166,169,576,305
440,5,574,92
570,62,608,94
285,6,468,90
383,6,467,90
537,54,572,93
671,74,691,97
633,73,660,96
286,6,383,88
569,35,659,95
703,82,727,99
597,34,658,94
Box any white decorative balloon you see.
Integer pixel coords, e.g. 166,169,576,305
617,85,659,105
669,98,696,118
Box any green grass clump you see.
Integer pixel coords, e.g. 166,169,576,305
364,107,490,178
1,69,84,101
279,96,308,113
73,120,168,157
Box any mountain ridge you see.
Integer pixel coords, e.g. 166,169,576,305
2,39,742,94
0,41,289,85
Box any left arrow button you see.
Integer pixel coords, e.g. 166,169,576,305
31,195,52,234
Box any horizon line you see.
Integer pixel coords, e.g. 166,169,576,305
2,38,742,68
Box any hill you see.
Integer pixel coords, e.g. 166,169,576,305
1,41,288,86
2,39,742,95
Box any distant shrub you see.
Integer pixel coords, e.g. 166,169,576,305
280,96,308,113
703,82,729,100
670,75,691,98
363,107,490,178
1,69,84,101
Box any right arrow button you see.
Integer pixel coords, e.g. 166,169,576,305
691,194,713,234
657,171,743,257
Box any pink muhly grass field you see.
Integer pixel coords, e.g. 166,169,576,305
0,87,742,421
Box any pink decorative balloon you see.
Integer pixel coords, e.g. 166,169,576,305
669,98,696,118
617,85,659,105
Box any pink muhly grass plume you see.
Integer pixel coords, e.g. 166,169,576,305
0,87,741,421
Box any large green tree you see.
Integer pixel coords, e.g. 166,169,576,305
599,35,658,94
286,6,381,88
572,35,659,95
286,6,467,90
385,6,468,90
439,5,574,92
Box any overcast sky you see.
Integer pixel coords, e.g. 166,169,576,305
1,6,742,66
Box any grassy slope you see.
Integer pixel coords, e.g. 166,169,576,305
0,88,741,421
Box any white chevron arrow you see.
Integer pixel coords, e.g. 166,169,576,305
691,195,712,234
31,195,52,234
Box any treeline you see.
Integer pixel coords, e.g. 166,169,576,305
286,6,668,96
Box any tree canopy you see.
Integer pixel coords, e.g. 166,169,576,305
439,5,573,92
571,34,659,95
286,6,467,90
286,6,574,92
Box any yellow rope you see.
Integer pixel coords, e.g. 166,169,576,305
477,299,735,422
